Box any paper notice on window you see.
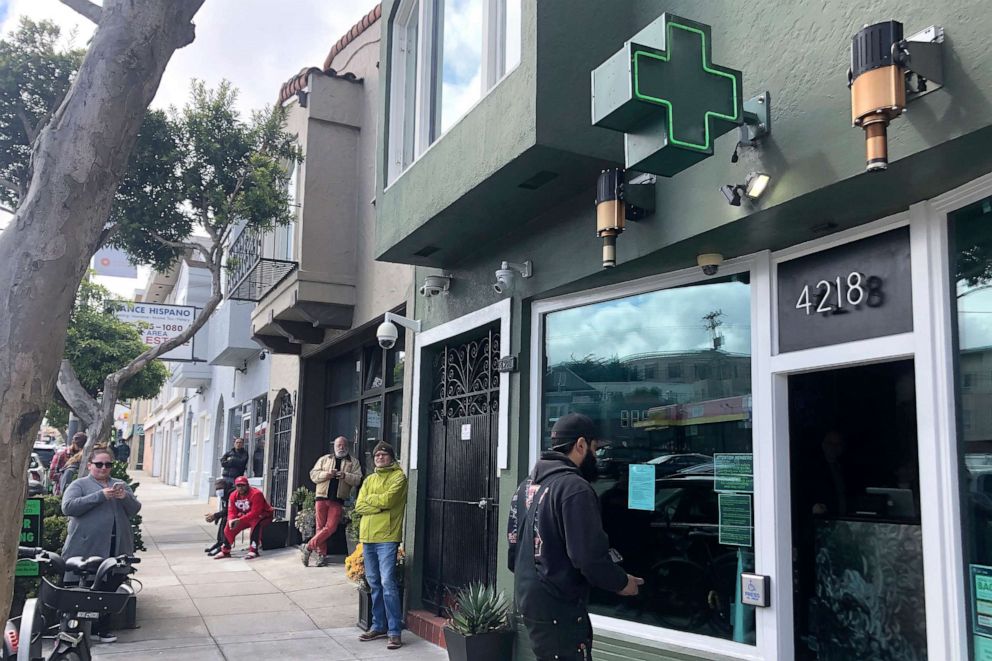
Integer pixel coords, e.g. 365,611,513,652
628,464,655,511
971,564,992,647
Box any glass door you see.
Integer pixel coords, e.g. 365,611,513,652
788,360,926,660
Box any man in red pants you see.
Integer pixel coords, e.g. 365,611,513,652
303,436,363,566
215,476,273,560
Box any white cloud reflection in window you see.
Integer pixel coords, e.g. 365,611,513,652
440,0,483,134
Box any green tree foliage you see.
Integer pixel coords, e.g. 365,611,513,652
0,18,84,209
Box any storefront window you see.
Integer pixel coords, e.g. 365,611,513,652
542,275,755,643
951,195,992,660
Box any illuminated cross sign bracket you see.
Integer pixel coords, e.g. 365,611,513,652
592,14,744,177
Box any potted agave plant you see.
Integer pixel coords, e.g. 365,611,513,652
444,583,514,661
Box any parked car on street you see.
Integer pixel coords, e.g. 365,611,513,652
27,452,48,496
32,440,59,469
646,453,712,476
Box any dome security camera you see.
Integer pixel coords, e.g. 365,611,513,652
697,253,724,276
376,320,398,349
493,267,515,295
419,274,451,298
493,260,532,296
258,350,267,361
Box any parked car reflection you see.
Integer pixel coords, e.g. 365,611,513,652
594,468,752,641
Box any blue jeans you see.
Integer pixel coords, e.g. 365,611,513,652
363,542,402,636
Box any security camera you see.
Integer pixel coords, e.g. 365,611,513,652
419,274,451,298
259,350,267,361
493,260,533,296
376,321,398,349
697,253,723,277
493,267,514,295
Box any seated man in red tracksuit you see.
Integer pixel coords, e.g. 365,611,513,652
215,476,274,560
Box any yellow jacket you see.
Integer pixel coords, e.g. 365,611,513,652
354,463,407,543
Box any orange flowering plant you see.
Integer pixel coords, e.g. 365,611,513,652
344,543,406,591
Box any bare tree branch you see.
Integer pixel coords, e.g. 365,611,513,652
59,0,102,24
56,359,99,426
82,243,225,462
97,222,120,248
14,106,37,144
149,231,209,260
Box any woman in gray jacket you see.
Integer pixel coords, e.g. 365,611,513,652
61,448,142,643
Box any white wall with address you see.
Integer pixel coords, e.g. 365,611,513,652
114,302,199,362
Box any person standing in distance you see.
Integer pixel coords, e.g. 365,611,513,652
304,436,363,566
508,413,643,661
219,437,249,485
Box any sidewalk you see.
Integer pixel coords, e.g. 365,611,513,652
95,472,445,661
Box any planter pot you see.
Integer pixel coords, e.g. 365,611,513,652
356,584,406,632
443,627,514,661
358,588,372,631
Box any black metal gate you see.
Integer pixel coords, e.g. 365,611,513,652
422,327,500,614
270,393,293,519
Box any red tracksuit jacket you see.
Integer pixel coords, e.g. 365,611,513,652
227,487,273,527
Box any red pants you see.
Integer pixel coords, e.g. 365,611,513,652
223,514,273,549
306,499,343,555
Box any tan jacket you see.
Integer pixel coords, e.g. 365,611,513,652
310,454,362,500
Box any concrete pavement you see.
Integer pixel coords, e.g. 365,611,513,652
94,472,446,660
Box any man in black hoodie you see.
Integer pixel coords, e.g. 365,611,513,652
508,413,643,660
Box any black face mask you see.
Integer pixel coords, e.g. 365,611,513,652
579,448,598,483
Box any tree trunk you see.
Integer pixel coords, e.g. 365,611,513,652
0,0,204,621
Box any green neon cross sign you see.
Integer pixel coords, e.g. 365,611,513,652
592,14,744,177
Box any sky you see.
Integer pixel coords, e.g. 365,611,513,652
0,0,380,295
545,280,752,366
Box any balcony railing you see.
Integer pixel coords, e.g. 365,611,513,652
227,226,297,302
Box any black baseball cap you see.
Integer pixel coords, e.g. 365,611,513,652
550,413,599,448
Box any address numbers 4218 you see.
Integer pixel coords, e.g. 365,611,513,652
795,272,884,315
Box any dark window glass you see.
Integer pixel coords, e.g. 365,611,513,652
326,403,359,454
364,346,385,392
387,390,404,444
388,340,406,387
327,354,360,403
543,275,754,643
951,196,992,661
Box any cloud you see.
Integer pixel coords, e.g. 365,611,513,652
545,280,752,366
0,0,381,115
0,0,379,288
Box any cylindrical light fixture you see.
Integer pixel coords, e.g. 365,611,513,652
850,21,907,172
596,168,625,268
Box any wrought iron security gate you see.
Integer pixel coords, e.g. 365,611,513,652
422,327,500,614
270,393,293,519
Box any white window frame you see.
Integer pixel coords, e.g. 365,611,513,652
410,298,511,472
387,0,522,184
528,171,992,659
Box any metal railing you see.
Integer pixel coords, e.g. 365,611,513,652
227,226,297,302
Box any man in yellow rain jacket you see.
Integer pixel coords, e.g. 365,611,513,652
354,441,408,650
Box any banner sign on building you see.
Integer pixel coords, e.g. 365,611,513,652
92,246,138,278
113,302,198,362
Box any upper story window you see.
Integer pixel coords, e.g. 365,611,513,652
388,0,522,183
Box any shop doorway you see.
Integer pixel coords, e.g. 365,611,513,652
421,326,500,614
789,359,927,660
